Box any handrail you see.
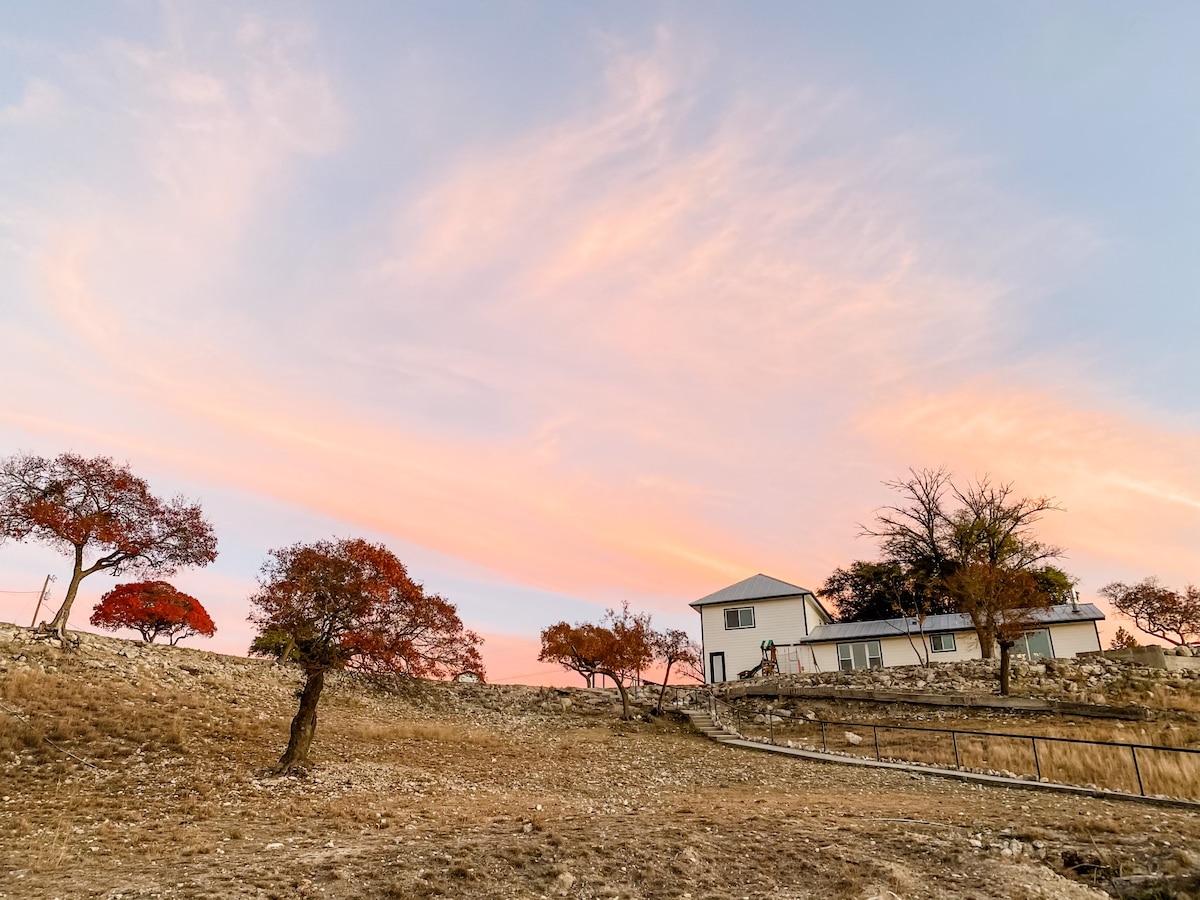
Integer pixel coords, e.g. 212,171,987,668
696,691,1200,799
707,692,1200,755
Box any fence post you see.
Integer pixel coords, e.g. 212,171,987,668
873,725,881,760
769,709,775,745
1032,737,1042,781
820,721,827,753
736,709,741,735
1131,746,1144,796
952,731,960,769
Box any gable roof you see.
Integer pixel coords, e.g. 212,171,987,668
799,603,1105,644
689,573,817,609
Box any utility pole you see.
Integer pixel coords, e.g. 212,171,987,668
30,574,51,628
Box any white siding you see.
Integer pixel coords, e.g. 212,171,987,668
919,630,983,663
803,642,839,673
1047,621,1102,658
699,595,815,682
802,630,983,672
805,594,834,628
801,621,1101,672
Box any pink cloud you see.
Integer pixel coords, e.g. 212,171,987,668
858,382,1200,595
7,17,1173,672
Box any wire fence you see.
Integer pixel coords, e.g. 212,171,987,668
686,690,1200,802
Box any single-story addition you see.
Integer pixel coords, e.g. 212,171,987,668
691,573,1106,683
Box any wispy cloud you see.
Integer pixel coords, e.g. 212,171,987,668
0,78,61,125
3,12,1190,674
859,383,1200,587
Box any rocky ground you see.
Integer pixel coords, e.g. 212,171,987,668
724,655,1200,711
2,626,1199,899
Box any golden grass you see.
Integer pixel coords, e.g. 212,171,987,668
338,720,508,747
738,714,1200,799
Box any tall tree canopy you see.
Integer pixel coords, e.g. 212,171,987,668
248,537,483,772
857,467,1069,694
821,560,1075,624
0,452,218,637
818,560,956,623
90,581,216,645
1099,578,1200,646
539,604,654,719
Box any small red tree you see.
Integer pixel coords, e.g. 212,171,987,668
248,537,484,773
0,452,218,638
947,563,1048,696
539,604,654,719
538,621,603,688
651,628,700,714
90,581,216,645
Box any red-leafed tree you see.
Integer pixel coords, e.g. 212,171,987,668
248,537,484,773
538,621,604,689
0,452,218,639
651,628,701,714
90,581,216,645
538,604,655,719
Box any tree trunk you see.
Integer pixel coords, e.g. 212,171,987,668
655,661,674,715
998,641,1013,696
277,636,296,666
600,669,631,719
45,548,85,636
276,670,326,772
977,628,995,659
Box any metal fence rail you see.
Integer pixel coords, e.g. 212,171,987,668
695,692,1200,800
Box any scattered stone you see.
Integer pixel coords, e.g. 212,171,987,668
554,872,576,893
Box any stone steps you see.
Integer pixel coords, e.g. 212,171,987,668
683,709,739,743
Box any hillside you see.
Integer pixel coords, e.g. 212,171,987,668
2,626,1199,900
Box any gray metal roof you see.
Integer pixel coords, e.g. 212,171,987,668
799,603,1105,644
689,573,816,609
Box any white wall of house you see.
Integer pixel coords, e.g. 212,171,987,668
802,630,985,672
1046,620,1102,657
802,620,1101,673
699,594,827,682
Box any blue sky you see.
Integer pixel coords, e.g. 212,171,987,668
1,2,1196,680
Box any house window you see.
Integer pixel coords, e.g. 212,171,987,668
837,640,882,671
930,633,956,653
724,607,755,630
1013,629,1052,659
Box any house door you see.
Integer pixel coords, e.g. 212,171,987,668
710,652,726,684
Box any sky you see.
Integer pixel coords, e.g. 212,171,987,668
1,2,1197,684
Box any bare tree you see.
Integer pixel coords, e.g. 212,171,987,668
860,466,955,580
863,468,1065,694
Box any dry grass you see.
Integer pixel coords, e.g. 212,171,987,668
734,710,1200,801
339,720,509,747
4,639,1200,899
737,713,1200,800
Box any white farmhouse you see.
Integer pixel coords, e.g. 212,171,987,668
692,573,1106,683
690,574,834,682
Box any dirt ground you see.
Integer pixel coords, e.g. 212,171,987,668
2,632,1199,899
